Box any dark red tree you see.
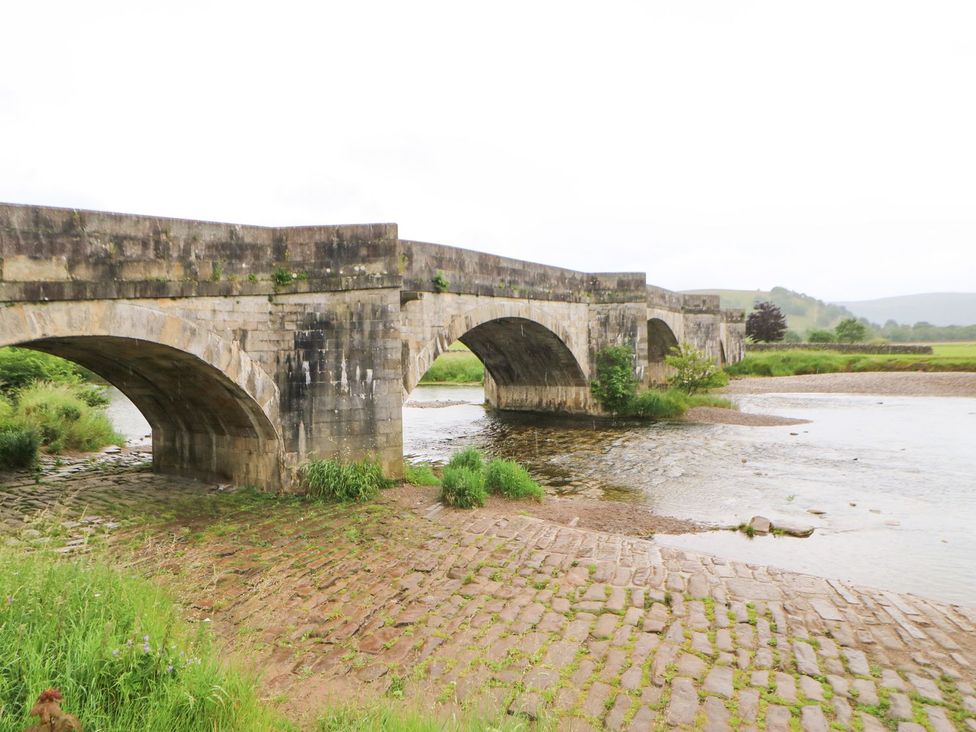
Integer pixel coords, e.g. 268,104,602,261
746,301,787,342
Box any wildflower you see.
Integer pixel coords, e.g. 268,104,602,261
166,664,174,674
111,649,119,657
143,634,150,642
142,642,151,653
5,596,11,605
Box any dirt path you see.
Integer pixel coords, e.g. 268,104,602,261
723,371,976,397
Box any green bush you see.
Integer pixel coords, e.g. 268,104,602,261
664,343,728,394
404,462,441,486
301,458,390,502
0,549,288,731
447,446,484,473
0,427,39,469
590,346,637,413
10,382,121,453
628,389,688,419
485,459,543,501
807,329,836,343
439,466,487,508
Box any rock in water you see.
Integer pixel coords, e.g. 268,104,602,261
776,522,815,538
748,516,772,534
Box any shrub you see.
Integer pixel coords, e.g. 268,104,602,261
590,346,637,414
11,382,121,453
439,466,487,508
404,462,440,486
485,459,543,501
665,343,728,394
301,458,389,502
0,550,287,731
835,318,868,343
807,329,836,343
0,427,39,469
447,446,484,473
628,389,687,419
431,271,450,293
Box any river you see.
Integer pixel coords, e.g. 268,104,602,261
109,385,976,605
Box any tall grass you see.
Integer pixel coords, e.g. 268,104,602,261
317,704,541,731
10,382,121,453
484,459,543,501
439,466,487,508
0,550,289,731
300,459,390,502
404,462,440,486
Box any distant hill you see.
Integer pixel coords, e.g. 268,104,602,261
836,293,976,327
683,287,856,334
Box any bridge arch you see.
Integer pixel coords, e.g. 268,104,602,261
0,302,283,487
404,301,589,403
647,317,679,364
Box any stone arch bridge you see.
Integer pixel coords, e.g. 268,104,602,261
0,204,744,489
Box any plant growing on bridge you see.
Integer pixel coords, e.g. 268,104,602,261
590,346,638,414
431,271,450,293
746,301,787,343
301,458,390,502
664,343,728,394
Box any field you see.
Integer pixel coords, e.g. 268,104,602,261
728,343,976,377
417,343,485,384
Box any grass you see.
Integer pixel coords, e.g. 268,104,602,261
0,381,121,456
418,346,484,385
317,704,540,731
404,462,441,486
300,459,391,502
0,428,39,469
625,389,734,420
727,345,976,377
0,549,289,731
485,459,544,501
439,466,487,508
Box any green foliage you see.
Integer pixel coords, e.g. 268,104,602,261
439,466,487,508
6,382,121,453
0,348,88,396
835,318,868,343
746,301,787,343
485,459,543,501
807,329,836,343
418,350,484,384
628,389,687,419
783,330,802,343
272,267,306,287
589,346,637,413
301,459,390,502
447,447,485,473
0,427,39,469
404,462,441,487
726,349,976,377
664,343,729,394
317,704,534,731
0,549,289,731
431,271,450,293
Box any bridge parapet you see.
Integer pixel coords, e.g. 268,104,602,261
400,240,646,303
0,203,399,301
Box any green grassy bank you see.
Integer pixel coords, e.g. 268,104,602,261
417,345,484,385
728,343,976,377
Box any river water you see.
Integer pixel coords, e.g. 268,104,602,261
404,385,976,606
109,385,976,605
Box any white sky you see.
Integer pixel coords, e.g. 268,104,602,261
1,1,973,301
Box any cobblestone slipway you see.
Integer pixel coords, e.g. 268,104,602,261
2,464,974,730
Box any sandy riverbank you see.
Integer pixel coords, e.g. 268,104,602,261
722,370,976,397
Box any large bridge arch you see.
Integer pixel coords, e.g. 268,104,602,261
0,301,284,488
402,298,593,413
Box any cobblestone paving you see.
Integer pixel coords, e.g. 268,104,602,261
2,467,975,730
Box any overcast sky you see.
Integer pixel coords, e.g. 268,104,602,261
1,1,973,301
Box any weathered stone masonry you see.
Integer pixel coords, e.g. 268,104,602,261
0,204,743,488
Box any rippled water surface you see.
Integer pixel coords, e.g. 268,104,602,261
404,385,976,605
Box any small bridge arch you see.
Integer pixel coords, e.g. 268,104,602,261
403,299,591,412
0,301,284,487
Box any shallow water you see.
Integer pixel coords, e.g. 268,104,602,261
109,383,976,604
404,385,976,605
